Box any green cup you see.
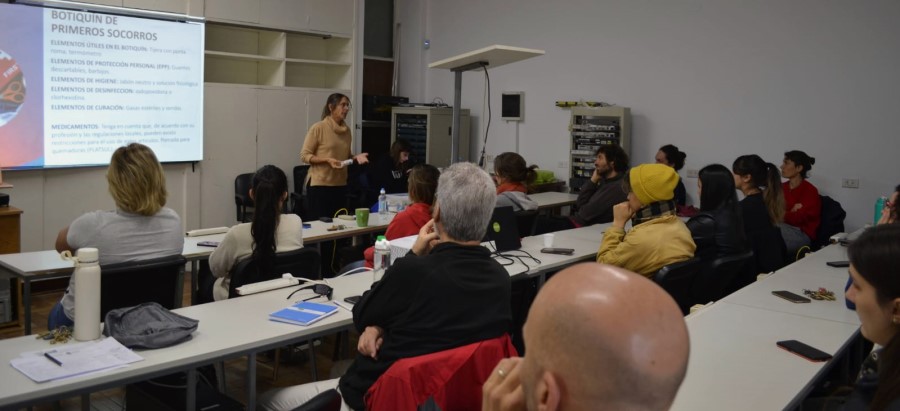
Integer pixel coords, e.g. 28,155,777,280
355,208,369,227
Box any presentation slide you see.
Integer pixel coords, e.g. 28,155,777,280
0,3,204,170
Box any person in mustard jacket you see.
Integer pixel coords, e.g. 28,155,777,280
597,163,696,277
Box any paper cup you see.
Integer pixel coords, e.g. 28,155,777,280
543,233,555,248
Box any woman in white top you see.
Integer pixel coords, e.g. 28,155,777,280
207,165,304,301
49,143,184,330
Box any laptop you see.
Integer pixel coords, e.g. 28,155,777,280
483,206,521,252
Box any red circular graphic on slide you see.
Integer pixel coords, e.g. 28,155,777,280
0,50,27,127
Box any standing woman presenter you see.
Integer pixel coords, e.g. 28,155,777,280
300,93,369,219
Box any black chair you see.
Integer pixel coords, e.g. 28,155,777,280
813,195,846,250
291,165,311,220
514,209,539,237
100,254,187,320
653,258,703,315
235,173,255,222
690,250,754,305
228,248,321,298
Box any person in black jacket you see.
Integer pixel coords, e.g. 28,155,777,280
260,162,512,411
656,144,688,206
370,139,415,194
686,164,748,261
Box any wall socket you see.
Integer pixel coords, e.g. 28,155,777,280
686,169,699,178
558,161,568,169
483,154,494,169
842,178,859,189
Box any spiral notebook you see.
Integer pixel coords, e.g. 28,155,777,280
269,301,339,326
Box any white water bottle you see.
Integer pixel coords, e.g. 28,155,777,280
72,248,101,341
373,235,391,282
378,188,388,215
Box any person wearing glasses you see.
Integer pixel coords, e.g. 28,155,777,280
300,93,369,219
596,163,695,277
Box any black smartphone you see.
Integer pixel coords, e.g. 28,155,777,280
197,241,220,247
319,217,333,223
343,295,361,304
826,260,850,268
776,340,833,362
772,290,811,304
540,247,575,255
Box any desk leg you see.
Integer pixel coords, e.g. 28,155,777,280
81,393,90,411
186,368,197,411
247,353,257,410
23,279,32,335
190,260,199,305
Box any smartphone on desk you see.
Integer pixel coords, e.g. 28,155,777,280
777,340,833,362
772,290,811,304
826,260,850,268
197,241,220,247
343,295,361,304
540,248,575,255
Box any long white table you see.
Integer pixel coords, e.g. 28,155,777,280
671,243,862,410
529,191,578,211
0,213,395,335
0,272,373,411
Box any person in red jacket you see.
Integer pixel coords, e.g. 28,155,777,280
780,150,821,255
363,164,440,267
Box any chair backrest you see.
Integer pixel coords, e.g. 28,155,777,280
691,250,754,304
228,248,321,298
814,195,846,249
293,165,310,195
100,254,186,320
514,209,539,237
365,334,518,411
292,165,311,219
235,172,255,222
653,258,703,315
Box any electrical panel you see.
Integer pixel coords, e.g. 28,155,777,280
569,107,631,192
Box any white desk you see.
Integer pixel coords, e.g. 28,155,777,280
529,192,578,212
0,213,395,335
0,273,373,410
673,243,862,410
672,302,861,411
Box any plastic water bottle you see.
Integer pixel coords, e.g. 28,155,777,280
875,196,888,225
72,248,101,341
373,235,391,282
378,188,388,215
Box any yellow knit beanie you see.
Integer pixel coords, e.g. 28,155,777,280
629,164,679,205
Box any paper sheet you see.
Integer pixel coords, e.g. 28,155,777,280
11,337,143,383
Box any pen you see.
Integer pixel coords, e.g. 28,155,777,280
44,352,63,366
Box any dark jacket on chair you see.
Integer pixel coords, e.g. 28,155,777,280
339,242,512,410
686,207,748,262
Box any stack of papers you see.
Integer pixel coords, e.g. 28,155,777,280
270,301,339,326
11,337,143,383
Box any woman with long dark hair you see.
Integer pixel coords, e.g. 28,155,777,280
732,154,787,274
686,164,747,261
780,150,821,253
300,93,369,219
656,144,688,206
206,165,304,301
843,224,900,410
371,139,414,194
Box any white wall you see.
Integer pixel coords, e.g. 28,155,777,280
395,0,900,232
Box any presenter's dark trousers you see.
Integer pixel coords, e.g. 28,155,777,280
308,185,348,220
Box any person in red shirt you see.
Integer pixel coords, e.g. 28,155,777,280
363,164,440,267
780,150,821,255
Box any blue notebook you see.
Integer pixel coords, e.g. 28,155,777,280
269,301,339,326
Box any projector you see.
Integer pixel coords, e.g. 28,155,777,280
0,193,7,207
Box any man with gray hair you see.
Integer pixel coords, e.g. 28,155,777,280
261,162,512,411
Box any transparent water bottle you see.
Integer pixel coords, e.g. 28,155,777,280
373,235,391,282
378,188,388,215
72,248,101,341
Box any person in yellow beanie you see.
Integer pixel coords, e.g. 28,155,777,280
597,163,696,277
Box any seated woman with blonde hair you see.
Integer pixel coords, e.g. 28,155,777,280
49,143,183,330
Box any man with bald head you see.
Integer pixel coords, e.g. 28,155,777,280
483,262,690,411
